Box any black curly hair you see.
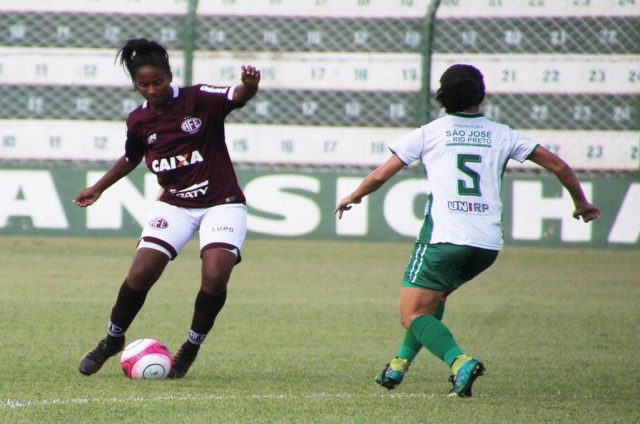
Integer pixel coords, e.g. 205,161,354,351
435,64,485,114
116,38,171,81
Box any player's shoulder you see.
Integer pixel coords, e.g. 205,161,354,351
125,104,146,128
169,84,225,102
423,114,457,132
469,114,512,132
426,114,450,127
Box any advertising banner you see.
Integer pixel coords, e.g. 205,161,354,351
0,166,637,248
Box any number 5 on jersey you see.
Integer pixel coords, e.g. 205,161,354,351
457,154,482,196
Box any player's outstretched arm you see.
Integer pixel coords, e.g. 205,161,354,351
527,145,601,223
334,154,405,219
233,65,261,104
73,155,140,207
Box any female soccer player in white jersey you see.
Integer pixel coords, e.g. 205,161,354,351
334,64,600,397
74,38,260,378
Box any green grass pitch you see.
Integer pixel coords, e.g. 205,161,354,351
0,236,638,423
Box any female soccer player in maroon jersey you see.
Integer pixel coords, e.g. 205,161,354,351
74,38,261,378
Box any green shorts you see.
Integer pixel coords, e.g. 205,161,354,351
402,242,499,292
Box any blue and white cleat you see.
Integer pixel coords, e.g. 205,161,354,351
448,358,485,398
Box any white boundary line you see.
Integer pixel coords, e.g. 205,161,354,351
0,391,614,409
0,393,440,409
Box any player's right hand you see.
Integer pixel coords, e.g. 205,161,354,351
334,196,361,219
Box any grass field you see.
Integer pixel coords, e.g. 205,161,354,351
0,236,638,423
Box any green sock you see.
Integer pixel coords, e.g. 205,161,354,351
434,301,446,321
409,314,463,367
396,302,446,362
396,330,420,361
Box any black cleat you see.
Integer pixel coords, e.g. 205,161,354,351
78,338,125,376
168,342,199,379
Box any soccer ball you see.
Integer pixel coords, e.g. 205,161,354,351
120,338,172,380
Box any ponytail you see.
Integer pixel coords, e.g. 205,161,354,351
116,38,171,80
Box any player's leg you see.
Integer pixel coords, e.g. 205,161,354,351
375,241,450,390
441,247,497,396
394,282,485,398
79,202,196,376
169,248,237,378
399,286,483,396
78,248,171,376
404,244,497,396
375,286,444,389
395,294,448,361
376,243,495,395
169,204,247,379
108,249,171,341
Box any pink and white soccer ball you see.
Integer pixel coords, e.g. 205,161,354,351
120,338,172,379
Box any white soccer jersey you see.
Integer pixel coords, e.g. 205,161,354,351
389,113,537,250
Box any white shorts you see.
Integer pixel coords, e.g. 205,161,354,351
138,201,247,261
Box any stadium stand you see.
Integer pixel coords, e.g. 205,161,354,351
0,0,638,170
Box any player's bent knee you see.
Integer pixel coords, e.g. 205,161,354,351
399,313,414,330
201,267,232,293
127,246,171,290
201,277,229,296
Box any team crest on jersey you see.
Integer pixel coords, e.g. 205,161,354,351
181,117,202,134
149,217,169,229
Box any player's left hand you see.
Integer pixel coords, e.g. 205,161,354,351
241,65,261,88
573,202,601,223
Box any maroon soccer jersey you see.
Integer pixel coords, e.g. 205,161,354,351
124,84,246,208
